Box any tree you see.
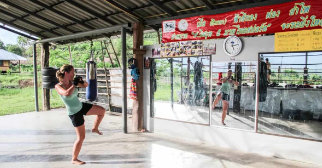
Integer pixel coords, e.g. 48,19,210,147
6,44,23,55
0,40,5,49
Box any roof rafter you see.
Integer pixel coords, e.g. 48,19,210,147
65,0,117,26
0,18,46,38
1,0,76,34
102,0,144,22
199,0,214,9
0,25,38,40
29,0,96,30
0,8,61,36
147,0,176,16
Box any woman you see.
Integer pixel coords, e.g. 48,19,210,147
55,64,105,165
212,69,238,125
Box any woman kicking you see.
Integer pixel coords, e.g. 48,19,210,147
55,64,105,165
212,69,238,125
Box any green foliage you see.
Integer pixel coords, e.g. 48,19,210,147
6,44,23,55
0,40,5,49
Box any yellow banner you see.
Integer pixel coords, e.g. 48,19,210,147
275,29,322,52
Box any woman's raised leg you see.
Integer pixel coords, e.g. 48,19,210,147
86,105,105,135
212,93,222,109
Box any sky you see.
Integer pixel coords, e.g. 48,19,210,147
0,28,19,45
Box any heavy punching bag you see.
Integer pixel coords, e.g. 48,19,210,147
86,40,97,101
86,60,97,101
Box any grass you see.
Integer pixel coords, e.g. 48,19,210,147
0,87,65,116
154,83,180,101
0,72,34,87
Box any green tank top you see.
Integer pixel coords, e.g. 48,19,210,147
59,88,82,115
220,81,231,94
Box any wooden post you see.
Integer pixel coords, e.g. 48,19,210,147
68,45,72,65
132,22,144,132
41,42,50,111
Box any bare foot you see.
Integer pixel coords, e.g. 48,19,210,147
72,159,86,165
222,121,226,126
140,129,146,133
92,129,103,135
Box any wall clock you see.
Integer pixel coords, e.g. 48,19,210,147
178,19,188,31
223,36,243,57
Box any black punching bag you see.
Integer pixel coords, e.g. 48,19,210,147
259,61,268,102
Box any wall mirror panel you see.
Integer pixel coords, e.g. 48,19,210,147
211,61,257,130
152,56,210,124
258,52,322,140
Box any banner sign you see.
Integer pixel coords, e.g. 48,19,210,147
162,0,322,43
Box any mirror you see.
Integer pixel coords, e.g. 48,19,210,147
211,61,257,130
153,56,210,124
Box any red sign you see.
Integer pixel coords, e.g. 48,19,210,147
162,0,322,43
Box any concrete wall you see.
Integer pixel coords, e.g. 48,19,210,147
212,35,274,62
143,37,322,165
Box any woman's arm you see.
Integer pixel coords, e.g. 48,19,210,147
222,77,228,83
55,83,75,96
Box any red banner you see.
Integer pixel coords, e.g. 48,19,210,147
162,0,322,43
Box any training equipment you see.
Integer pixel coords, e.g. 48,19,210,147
86,61,97,101
42,67,58,89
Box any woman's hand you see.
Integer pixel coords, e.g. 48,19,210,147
77,81,88,88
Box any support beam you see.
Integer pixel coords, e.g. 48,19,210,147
41,43,50,111
65,0,117,25
35,24,131,44
1,0,75,33
121,27,127,133
0,8,61,36
29,0,95,30
103,0,144,22
132,22,144,132
147,0,176,16
33,44,39,112
0,25,38,40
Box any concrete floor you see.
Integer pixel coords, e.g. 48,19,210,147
0,108,320,168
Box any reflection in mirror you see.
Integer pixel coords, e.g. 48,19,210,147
211,62,256,130
258,52,322,140
153,56,210,124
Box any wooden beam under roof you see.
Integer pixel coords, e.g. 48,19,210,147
29,0,96,30
103,0,144,22
0,8,62,36
147,0,176,16
65,0,117,26
1,0,75,34
199,0,214,9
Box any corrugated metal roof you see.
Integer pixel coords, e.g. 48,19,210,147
0,49,27,61
0,0,292,43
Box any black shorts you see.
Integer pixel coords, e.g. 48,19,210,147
222,92,230,101
69,103,93,127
